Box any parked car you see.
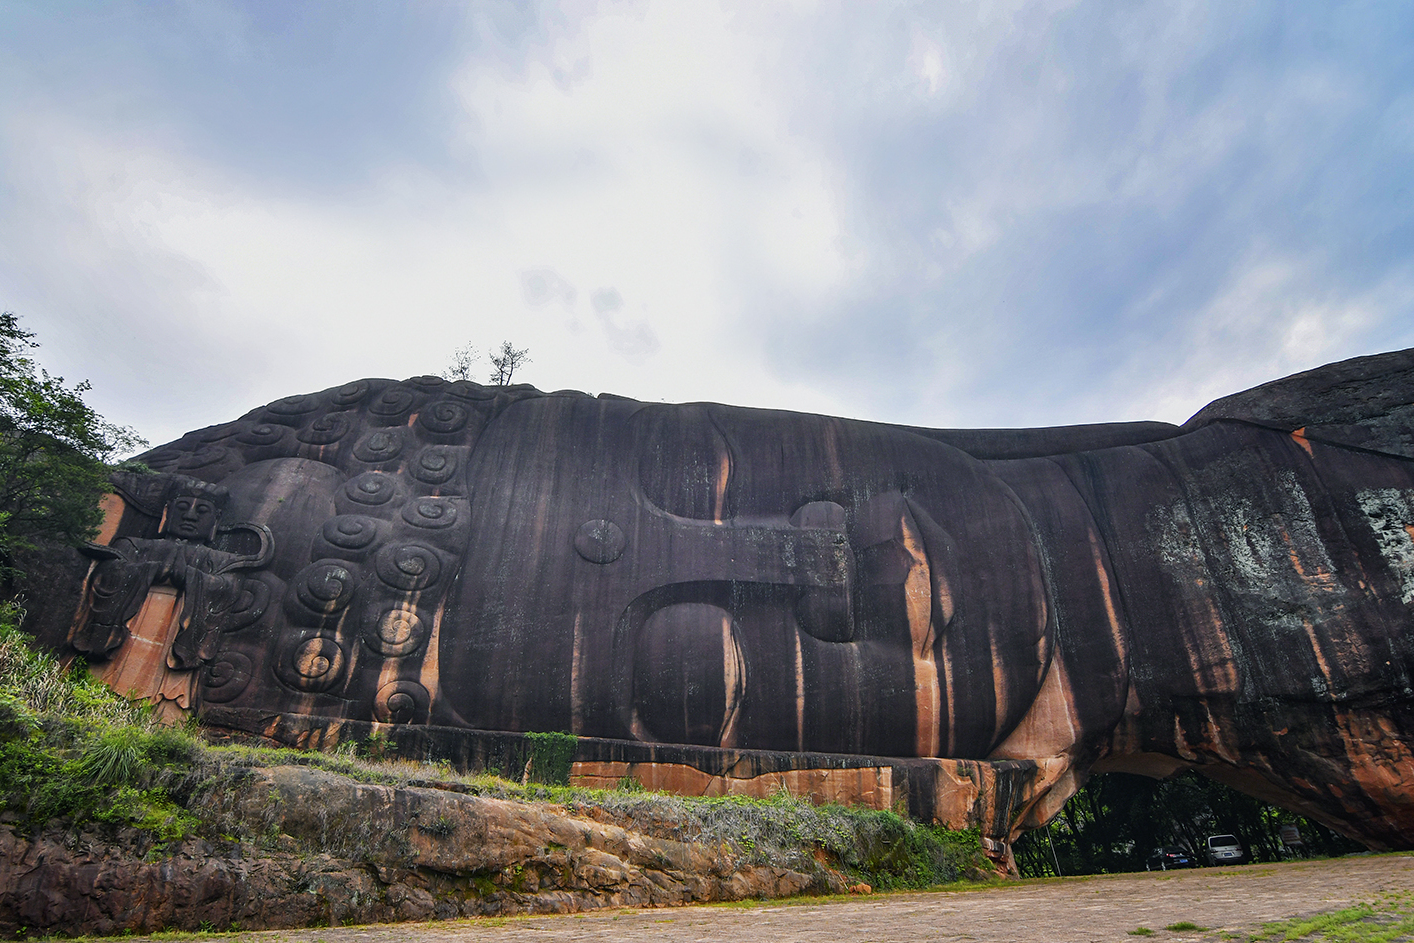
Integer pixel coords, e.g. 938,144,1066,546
1205,833,1248,865
1145,846,1198,870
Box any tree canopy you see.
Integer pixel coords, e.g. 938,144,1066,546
1013,770,1363,876
0,312,145,576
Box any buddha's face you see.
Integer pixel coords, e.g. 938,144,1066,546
161,492,220,542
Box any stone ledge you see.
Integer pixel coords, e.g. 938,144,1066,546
201,707,1054,863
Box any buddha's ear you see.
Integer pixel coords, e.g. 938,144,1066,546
1183,347,1414,461
213,522,275,571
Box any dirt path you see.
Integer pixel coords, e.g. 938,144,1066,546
195,854,1414,943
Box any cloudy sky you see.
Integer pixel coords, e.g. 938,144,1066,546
2,1,1412,449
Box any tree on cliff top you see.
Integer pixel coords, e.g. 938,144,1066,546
488,340,530,386
442,342,478,382
443,340,531,386
0,312,145,577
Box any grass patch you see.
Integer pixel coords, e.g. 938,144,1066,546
1244,891,1414,942
1165,922,1208,932
1128,928,1156,937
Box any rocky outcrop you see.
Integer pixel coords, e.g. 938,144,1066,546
29,348,1414,864
0,766,847,937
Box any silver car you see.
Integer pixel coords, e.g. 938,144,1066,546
1206,834,1247,865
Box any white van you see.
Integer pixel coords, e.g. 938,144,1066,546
1206,834,1247,865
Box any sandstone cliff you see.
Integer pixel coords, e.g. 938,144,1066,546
3,765,870,937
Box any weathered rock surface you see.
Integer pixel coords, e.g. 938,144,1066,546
27,348,1414,863
0,766,843,937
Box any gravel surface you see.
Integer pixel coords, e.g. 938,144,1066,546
165,854,1414,943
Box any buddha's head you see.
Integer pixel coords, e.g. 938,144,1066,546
159,479,229,542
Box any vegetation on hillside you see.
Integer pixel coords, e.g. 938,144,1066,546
0,606,985,891
0,603,201,843
0,312,145,581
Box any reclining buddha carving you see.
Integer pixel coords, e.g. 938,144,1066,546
62,349,1414,853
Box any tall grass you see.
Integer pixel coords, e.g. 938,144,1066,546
0,604,202,840
0,603,150,730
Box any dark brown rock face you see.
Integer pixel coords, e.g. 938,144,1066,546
37,350,1414,856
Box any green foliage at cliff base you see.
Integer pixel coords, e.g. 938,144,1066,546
523,729,577,785
0,608,199,843
0,611,984,890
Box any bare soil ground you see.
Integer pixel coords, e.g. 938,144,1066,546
149,854,1414,943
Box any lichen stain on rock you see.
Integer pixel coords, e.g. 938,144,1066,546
1357,488,1414,604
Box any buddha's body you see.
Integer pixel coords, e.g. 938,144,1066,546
62,350,1414,851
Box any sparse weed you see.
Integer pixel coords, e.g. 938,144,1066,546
1244,894,1414,942
418,814,458,838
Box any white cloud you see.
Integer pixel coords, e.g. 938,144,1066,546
1,0,876,444
1101,253,1414,425
1,0,1412,446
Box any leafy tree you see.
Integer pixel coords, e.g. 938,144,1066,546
488,340,530,386
1012,770,1364,877
0,312,145,578
442,342,478,382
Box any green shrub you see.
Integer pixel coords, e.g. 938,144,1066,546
0,693,33,740
77,725,147,787
524,730,577,785
144,724,202,766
